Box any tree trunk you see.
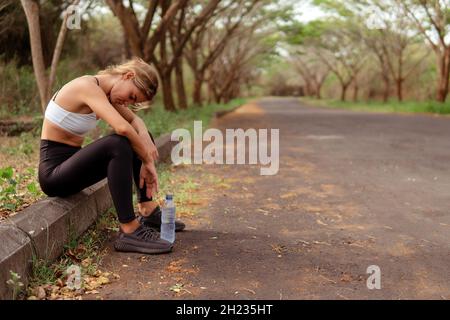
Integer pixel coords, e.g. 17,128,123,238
193,75,204,106
303,80,313,96
21,0,76,113
315,86,322,99
174,56,188,109
353,82,359,102
213,82,221,103
314,71,328,100
156,4,176,112
20,0,48,112
207,75,214,104
161,69,176,112
47,0,79,103
340,83,349,101
436,48,450,102
382,74,390,103
123,30,131,60
396,79,403,102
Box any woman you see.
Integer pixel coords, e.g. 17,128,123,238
38,57,185,255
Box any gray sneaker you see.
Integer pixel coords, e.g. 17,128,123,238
114,224,173,254
138,206,186,232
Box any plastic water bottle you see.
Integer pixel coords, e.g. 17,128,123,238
160,194,176,243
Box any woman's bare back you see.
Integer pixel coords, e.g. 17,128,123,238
41,76,101,147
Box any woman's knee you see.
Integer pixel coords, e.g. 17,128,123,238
39,182,65,197
106,134,133,155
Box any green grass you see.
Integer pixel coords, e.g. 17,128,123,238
0,58,40,119
0,166,43,214
156,162,201,215
6,271,25,300
0,131,36,156
0,58,96,120
137,98,246,138
301,98,450,115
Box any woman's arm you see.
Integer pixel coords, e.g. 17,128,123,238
80,82,153,163
113,104,153,142
131,116,158,151
109,103,159,161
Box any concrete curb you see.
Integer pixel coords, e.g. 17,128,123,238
0,180,111,300
0,105,242,300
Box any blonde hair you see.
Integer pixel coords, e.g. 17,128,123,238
97,57,159,111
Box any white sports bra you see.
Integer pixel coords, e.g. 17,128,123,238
44,76,100,137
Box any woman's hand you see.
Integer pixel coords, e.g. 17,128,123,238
139,160,159,199
148,141,159,162
141,133,159,162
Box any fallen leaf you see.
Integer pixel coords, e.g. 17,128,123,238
280,192,297,199
81,258,92,268
169,283,183,293
33,286,46,300
340,274,353,283
97,276,109,285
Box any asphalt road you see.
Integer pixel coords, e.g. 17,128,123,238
89,97,450,300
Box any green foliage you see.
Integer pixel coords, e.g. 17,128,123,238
156,163,201,216
312,0,356,17
30,256,58,287
0,57,97,120
0,166,22,211
6,271,24,300
258,0,295,23
282,20,329,45
1,132,37,156
0,57,40,119
137,98,246,139
0,166,43,212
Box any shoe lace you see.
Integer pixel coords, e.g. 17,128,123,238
136,225,160,241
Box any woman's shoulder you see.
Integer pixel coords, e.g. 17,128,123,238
53,75,100,111
66,75,98,89
55,75,96,96
60,75,101,99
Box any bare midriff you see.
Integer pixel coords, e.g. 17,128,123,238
40,113,100,147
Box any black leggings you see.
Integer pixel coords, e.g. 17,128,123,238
38,132,155,224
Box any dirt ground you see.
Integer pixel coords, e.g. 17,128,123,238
84,97,450,300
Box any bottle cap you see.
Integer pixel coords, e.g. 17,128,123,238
165,194,173,200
